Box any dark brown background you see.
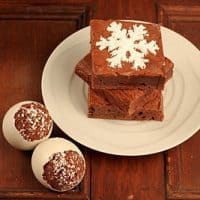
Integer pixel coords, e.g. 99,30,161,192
0,0,200,199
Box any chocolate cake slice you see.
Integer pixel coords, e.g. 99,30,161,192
88,88,164,121
75,54,173,115
91,20,167,90
75,54,173,85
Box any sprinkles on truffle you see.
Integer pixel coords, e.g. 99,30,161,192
42,150,85,191
14,102,52,141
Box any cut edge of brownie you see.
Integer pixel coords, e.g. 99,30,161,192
103,88,163,116
91,74,166,90
75,53,173,87
88,88,164,121
75,54,91,84
75,53,173,115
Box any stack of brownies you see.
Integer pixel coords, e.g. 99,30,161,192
75,20,174,121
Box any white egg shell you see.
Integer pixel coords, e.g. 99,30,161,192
31,137,85,192
2,101,53,150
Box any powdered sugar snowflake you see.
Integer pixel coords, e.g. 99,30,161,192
96,21,160,70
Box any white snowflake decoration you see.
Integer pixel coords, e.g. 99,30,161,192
96,21,160,70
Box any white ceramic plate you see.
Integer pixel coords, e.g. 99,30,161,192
41,24,200,156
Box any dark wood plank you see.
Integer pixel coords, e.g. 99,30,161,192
93,0,157,22
166,132,200,199
0,192,88,200
157,2,200,199
90,1,167,199
91,152,165,200
157,2,200,47
0,3,92,199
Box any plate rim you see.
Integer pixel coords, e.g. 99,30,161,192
41,21,200,156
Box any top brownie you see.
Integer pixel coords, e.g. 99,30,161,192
90,19,166,90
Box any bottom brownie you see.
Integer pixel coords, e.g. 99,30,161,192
88,89,164,121
76,54,171,117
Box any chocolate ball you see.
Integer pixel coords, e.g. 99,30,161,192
2,101,53,150
31,137,86,192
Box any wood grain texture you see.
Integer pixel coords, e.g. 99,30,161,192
91,152,165,200
166,133,200,199
90,1,166,199
157,2,200,199
157,2,200,47
93,0,157,22
0,2,92,199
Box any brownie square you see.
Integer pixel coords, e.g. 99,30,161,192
75,54,173,85
75,54,91,84
101,88,163,116
75,53,173,115
88,88,164,121
91,19,167,89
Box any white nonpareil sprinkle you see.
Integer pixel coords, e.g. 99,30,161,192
14,102,52,141
43,151,85,191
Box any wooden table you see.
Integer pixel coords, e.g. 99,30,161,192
0,1,200,199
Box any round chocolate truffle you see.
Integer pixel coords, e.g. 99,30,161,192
31,137,86,192
2,101,53,150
